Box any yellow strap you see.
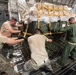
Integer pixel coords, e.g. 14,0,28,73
23,24,28,37
44,32,63,35
23,24,33,37
18,26,23,36
37,9,41,29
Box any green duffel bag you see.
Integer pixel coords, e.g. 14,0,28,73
58,21,67,32
50,22,59,32
50,21,67,32
40,21,49,33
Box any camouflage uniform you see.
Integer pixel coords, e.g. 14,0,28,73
61,22,76,65
23,34,52,75
0,33,9,49
0,33,17,75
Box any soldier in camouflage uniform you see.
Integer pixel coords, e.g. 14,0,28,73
23,29,53,75
61,17,76,66
0,31,24,75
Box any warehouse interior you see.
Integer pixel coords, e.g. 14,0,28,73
0,0,76,75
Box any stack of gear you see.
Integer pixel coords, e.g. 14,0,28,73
13,2,76,74
20,2,74,62
26,21,67,59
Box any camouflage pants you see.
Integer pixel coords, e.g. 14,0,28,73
61,42,76,65
0,53,18,75
23,59,53,75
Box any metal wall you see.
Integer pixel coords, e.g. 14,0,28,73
0,0,9,27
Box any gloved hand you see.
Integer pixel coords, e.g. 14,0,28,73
18,35,25,39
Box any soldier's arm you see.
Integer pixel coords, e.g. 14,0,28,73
44,35,52,42
3,23,20,33
8,28,20,33
0,35,24,45
6,38,24,45
47,39,52,42
15,22,23,27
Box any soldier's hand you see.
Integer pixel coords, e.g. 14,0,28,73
18,35,25,39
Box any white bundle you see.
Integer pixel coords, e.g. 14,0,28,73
22,15,29,24
29,15,38,22
40,15,50,24
21,2,74,23
50,16,59,22
30,6,37,12
27,0,36,5
60,16,69,21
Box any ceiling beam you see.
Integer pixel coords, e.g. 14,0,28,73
35,0,76,8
